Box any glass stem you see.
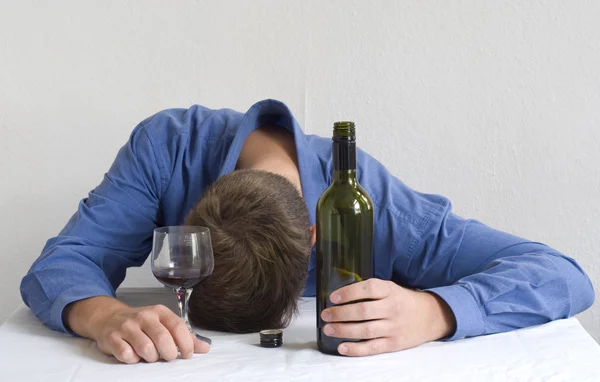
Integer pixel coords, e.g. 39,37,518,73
175,287,193,332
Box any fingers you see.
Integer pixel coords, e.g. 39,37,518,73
100,333,142,364
157,308,195,359
330,279,393,304
119,316,162,363
323,319,390,340
338,337,396,357
322,299,390,322
141,314,179,361
155,305,211,357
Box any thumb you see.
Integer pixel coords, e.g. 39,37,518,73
192,333,211,354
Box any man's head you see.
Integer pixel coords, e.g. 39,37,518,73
184,169,313,333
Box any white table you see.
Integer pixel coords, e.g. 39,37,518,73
1,288,600,382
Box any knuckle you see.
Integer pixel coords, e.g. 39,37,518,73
134,309,154,322
369,344,380,355
140,341,156,357
162,347,178,361
173,319,188,332
115,347,136,363
155,331,172,348
362,324,373,339
179,344,193,356
124,323,139,335
393,298,402,314
120,318,137,332
365,279,376,293
359,303,369,317
333,324,347,338
106,332,122,345
151,304,169,314
179,335,194,352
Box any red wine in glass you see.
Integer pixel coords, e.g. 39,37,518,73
153,268,207,289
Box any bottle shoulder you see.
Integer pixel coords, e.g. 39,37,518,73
317,182,374,211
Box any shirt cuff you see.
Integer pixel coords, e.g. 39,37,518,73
50,285,115,336
426,284,485,341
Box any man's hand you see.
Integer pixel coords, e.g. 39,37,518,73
65,296,210,364
320,279,456,357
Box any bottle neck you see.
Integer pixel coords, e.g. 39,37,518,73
332,140,357,185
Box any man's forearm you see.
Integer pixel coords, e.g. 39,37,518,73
63,296,127,339
427,250,594,341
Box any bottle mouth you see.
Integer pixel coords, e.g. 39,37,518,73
334,121,355,129
333,121,356,141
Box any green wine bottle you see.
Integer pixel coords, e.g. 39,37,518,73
316,121,374,355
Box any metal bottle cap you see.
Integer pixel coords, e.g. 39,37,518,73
259,329,283,348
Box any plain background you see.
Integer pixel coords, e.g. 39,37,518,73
1,1,598,341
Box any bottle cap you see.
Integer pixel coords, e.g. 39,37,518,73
259,329,283,348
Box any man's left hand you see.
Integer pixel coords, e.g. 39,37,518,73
320,278,457,357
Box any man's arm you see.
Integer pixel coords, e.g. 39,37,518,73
410,210,595,340
20,118,209,362
21,121,161,332
320,148,594,356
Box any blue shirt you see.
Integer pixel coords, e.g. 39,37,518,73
20,99,595,340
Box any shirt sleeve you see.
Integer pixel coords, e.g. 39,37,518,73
357,148,595,340
19,121,164,334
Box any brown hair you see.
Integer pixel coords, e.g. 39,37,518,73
184,169,312,333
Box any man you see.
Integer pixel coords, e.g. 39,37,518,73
21,99,595,363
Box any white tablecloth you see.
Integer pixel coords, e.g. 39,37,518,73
1,288,599,381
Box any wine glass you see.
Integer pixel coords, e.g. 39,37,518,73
151,226,214,343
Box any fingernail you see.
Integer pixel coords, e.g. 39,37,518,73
184,352,193,359
323,325,334,336
339,345,348,355
321,311,331,322
330,293,342,303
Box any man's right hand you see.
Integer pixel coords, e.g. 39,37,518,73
64,296,210,364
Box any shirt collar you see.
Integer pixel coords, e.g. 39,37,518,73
218,99,326,227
